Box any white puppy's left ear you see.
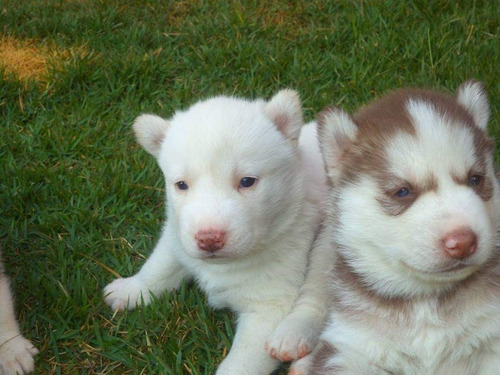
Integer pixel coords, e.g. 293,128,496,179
264,89,303,143
133,114,171,158
456,80,490,130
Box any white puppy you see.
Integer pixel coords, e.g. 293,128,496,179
103,90,326,374
0,252,37,375
293,81,500,374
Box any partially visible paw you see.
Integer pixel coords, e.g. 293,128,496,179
216,354,279,375
289,354,312,375
266,310,322,362
215,360,236,375
103,276,152,311
0,335,38,375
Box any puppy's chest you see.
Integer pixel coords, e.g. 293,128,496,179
182,227,312,312
194,264,266,309
190,255,306,313
342,296,500,372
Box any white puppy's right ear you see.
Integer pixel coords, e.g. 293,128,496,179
132,114,170,158
264,89,303,144
317,107,358,183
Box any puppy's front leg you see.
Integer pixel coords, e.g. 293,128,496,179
216,310,285,375
104,221,190,311
267,225,334,362
0,272,38,375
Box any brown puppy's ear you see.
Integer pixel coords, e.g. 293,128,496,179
132,114,170,158
264,89,303,145
317,107,358,184
456,80,490,130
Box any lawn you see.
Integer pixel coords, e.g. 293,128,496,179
0,0,498,374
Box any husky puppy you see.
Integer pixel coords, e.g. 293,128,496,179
103,90,326,374
0,252,37,374
292,81,500,375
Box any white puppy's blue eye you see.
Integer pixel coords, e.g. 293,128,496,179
175,181,189,190
239,177,257,188
395,187,410,197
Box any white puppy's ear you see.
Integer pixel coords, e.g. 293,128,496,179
456,80,490,130
317,107,358,183
132,114,170,158
264,89,303,143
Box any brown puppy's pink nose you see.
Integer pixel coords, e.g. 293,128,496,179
195,230,226,252
440,228,477,259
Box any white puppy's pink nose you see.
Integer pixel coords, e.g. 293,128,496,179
440,228,477,259
195,229,226,252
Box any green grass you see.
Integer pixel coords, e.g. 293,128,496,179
0,0,498,373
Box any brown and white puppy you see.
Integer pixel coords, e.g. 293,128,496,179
0,251,37,374
292,81,500,375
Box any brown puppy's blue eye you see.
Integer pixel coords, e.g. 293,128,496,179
239,177,256,188
468,175,482,186
175,181,189,190
395,187,410,198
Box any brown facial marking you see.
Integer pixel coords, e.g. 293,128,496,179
311,340,339,374
334,90,419,190
329,87,494,213
466,116,495,201
471,138,495,202
398,88,495,203
452,170,494,202
437,252,500,316
377,189,418,216
331,245,500,327
375,172,438,216
330,251,411,313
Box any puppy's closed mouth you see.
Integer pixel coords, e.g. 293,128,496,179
198,252,232,262
400,261,477,276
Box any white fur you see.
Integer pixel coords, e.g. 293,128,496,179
296,82,500,374
339,100,497,297
0,257,38,375
456,80,490,130
266,219,334,364
318,108,358,184
265,115,355,364
103,91,326,374
133,114,170,158
265,122,331,363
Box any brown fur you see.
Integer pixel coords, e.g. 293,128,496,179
319,88,495,213
376,172,438,216
313,83,499,374
311,340,339,374
453,173,494,202
331,252,411,315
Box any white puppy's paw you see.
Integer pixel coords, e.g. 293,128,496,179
103,276,152,311
214,362,233,375
215,357,277,375
266,310,322,362
0,335,38,375
215,357,246,375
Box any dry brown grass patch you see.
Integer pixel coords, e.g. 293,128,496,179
0,35,92,84
0,35,50,81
